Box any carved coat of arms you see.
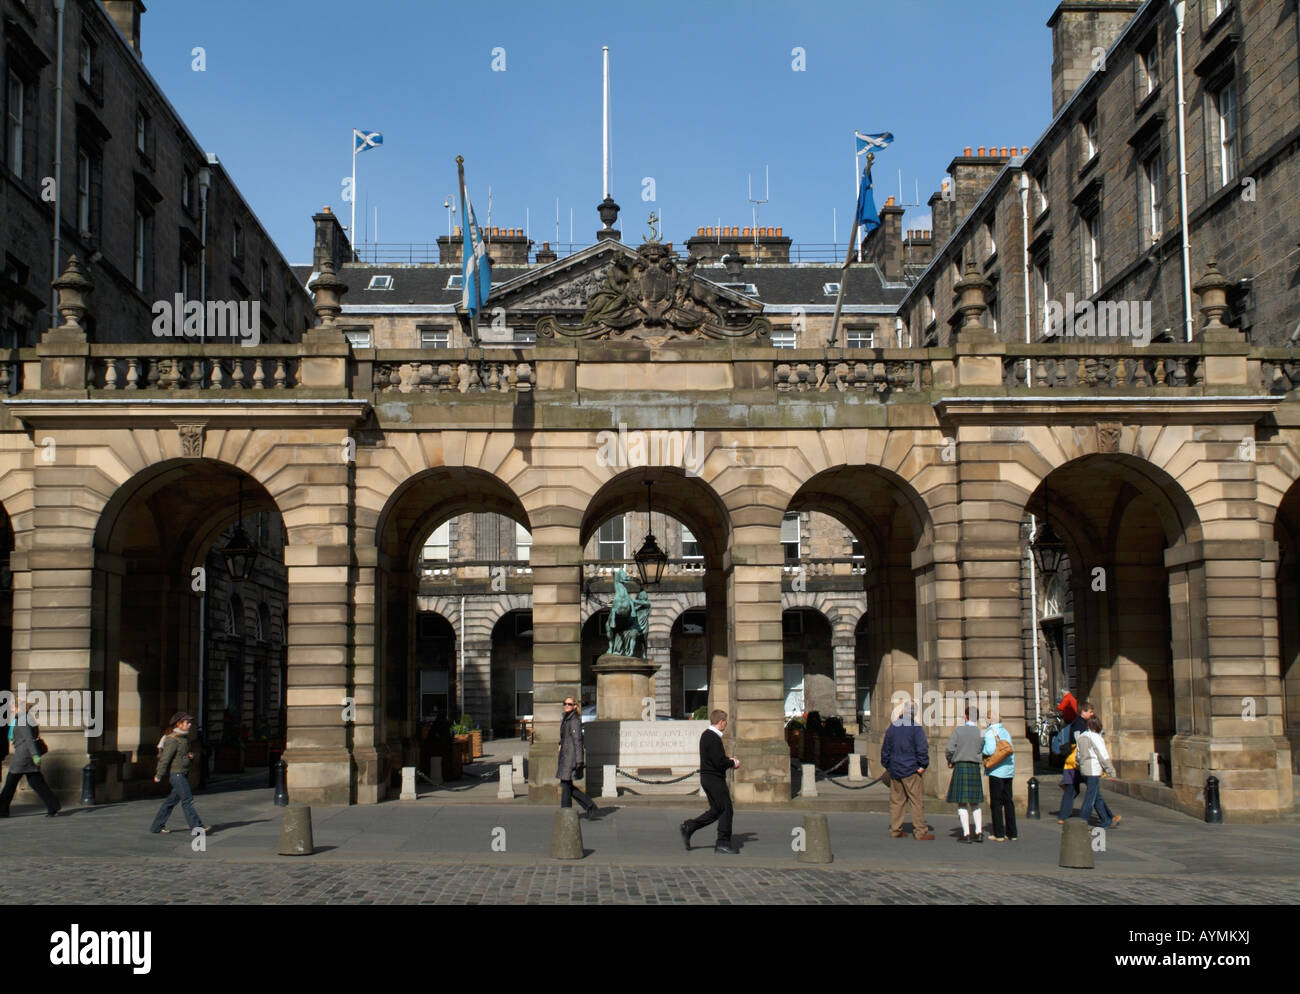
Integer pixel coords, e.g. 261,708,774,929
537,242,770,343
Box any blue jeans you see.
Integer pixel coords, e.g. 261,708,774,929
1076,775,1114,828
1058,771,1079,820
151,773,202,832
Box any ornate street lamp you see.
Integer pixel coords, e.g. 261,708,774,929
220,478,258,582
1031,498,1066,580
633,481,668,587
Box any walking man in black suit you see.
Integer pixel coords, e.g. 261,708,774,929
680,709,740,854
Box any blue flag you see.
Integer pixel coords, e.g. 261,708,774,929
854,130,894,154
856,160,880,235
462,194,491,316
354,129,383,153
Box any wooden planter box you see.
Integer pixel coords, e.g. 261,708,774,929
470,729,483,759
786,728,805,757
244,742,269,766
454,734,472,765
818,737,854,771
802,733,820,764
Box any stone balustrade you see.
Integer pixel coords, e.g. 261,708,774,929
87,347,301,391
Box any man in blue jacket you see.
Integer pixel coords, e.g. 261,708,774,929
881,700,934,840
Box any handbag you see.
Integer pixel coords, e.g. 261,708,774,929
32,737,48,758
983,735,1012,769
574,763,585,779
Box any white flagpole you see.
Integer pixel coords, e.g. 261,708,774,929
350,131,357,258
602,46,610,199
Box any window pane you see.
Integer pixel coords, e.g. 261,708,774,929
423,521,450,560
598,516,625,560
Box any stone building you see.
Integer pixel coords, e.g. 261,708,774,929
1,0,313,346
0,0,1295,825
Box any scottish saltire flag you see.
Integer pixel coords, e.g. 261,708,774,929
855,130,894,154
856,159,881,235
354,129,383,152
462,195,491,315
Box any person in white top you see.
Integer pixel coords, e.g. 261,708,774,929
1074,716,1121,829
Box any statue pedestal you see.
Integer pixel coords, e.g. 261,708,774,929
594,654,657,720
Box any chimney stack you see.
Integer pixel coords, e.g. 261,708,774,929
1048,1,1142,116
102,1,147,56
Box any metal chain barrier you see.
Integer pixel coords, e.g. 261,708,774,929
793,755,886,790
615,767,701,785
416,767,499,792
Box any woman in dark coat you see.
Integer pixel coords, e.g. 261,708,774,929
0,697,62,817
557,695,597,818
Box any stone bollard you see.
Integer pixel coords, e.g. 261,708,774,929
847,755,864,781
1150,752,1161,782
1205,776,1223,823
798,812,834,864
497,763,514,799
427,758,443,786
1058,819,1094,869
400,766,417,801
550,807,584,859
512,755,525,787
1026,777,1040,819
601,764,618,799
801,763,818,799
277,805,314,856
80,759,97,806
272,759,289,807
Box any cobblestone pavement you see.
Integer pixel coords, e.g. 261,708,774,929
1,775,1295,904
0,857,1291,905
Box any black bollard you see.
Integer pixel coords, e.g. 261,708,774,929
272,759,289,807
1204,775,1223,824
80,758,97,806
1026,777,1040,819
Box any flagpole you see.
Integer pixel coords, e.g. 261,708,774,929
457,155,479,347
829,151,871,348
350,131,357,259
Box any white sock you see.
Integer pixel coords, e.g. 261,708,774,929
958,807,970,835
973,807,983,834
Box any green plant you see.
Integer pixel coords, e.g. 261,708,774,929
692,705,709,720
823,715,846,738
785,715,806,731
451,714,478,735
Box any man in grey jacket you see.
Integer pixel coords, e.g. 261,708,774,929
557,695,597,818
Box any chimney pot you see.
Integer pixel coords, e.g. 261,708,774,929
1000,147,1009,157
964,146,973,156
697,227,705,236
1022,146,1029,155
977,146,986,156
775,227,782,236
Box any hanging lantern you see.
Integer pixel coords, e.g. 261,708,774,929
633,481,668,586
1031,518,1066,579
220,478,259,582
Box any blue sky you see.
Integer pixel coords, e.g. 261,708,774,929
143,0,1059,264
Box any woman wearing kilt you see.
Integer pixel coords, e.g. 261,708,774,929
945,706,986,843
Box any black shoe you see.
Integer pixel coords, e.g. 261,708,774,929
585,805,598,821
46,810,61,818
714,844,739,855
679,821,693,851
974,832,984,843
960,833,972,844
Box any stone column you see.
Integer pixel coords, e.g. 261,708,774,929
832,634,856,719
525,530,583,803
282,466,355,805
352,543,382,802
726,520,789,803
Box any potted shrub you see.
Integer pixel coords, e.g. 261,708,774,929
818,715,854,771
785,715,806,757
451,716,473,765
692,705,709,720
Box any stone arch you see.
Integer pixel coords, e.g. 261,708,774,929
1025,452,1205,785
88,457,288,791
